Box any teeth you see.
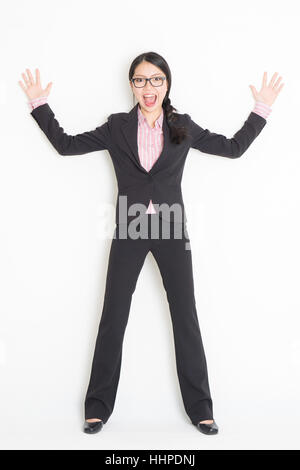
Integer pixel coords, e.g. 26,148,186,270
144,94,156,97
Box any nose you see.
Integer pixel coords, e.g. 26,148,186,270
144,81,155,92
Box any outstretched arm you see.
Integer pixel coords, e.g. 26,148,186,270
19,68,112,156
30,102,112,156
187,71,284,159
187,110,267,159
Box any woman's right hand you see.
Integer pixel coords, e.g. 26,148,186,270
18,68,52,101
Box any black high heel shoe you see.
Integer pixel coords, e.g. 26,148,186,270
83,419,103,434
196,420,219,435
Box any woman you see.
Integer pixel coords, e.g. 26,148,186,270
19,52,283,435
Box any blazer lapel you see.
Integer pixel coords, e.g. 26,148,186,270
121,103,169,175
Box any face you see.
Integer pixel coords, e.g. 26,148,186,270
130,61,168,115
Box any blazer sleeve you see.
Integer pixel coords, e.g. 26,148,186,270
185,111,267,159
30,103,112,156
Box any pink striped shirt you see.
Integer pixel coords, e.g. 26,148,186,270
137,105,164,214
28,97,272,214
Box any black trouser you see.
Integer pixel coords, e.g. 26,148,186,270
84,214,214,425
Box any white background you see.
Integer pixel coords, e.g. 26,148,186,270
0,0,299,450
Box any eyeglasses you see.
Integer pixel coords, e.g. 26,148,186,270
131,76,166,88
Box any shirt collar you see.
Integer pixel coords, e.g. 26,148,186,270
137,104,164,129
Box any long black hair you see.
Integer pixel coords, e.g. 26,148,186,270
129,51,189,145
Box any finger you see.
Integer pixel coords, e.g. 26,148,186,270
277,83,284,93
36,68,41,86
22,72,30,87
45,82,52,94
249,84,258,99
18,80,27,92
269,72,278,87
274,76,282,89
26,68,34,85
262,71,267,89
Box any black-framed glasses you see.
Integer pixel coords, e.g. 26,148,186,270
131,76,166,88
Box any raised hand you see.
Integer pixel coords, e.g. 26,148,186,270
18,68,52,101
249,72,284,107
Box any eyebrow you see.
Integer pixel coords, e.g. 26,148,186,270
133,73,163,77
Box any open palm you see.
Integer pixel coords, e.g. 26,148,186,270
249,71,284,107
18,68,52,101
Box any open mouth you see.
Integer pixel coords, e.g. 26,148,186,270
143,94,157,107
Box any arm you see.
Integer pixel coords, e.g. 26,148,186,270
30,102,112,156
19,68,112,156
186,107,267,159
186,71,284,159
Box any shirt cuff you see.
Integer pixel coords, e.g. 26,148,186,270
252,101,272,119
28,95,48,111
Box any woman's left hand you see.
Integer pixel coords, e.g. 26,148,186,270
249,71,284,106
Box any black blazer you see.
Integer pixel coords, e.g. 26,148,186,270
30,102,267,225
